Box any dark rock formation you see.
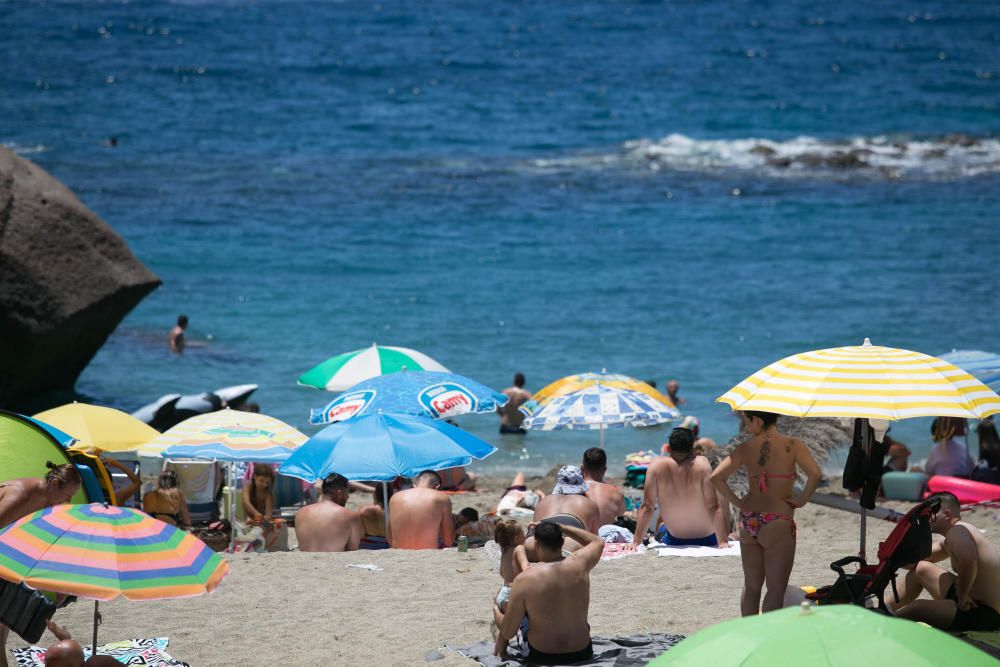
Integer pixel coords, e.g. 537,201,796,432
0,147,160,406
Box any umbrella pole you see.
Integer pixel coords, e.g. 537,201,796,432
859,418,869,560
229,464,237,552
92,600,101,656
382,483,390,541
600,424,605,449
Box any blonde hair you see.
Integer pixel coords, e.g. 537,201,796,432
494,519,524,549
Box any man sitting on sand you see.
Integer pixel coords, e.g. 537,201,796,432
387,470,455,549
889,492,1000,632
494,522,603,663
294,473,362,552
580,448,626,527
533,466,599,534
632,427,728,548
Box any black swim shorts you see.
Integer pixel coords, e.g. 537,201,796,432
947,583,1000,632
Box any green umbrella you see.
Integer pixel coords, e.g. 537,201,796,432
651,604,998,666
298,343,450,391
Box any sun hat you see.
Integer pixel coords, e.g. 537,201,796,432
552,465,589,495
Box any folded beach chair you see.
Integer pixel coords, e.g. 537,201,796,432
806,495,941,612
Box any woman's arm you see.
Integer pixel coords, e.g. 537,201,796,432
710,448,744,509
104,457,141,506
787,439,822,508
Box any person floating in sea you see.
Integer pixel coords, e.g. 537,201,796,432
889,491,1000,632
168,314,188,354
711,410,822,615
387,470,454,549
498,373,532,435
493,521,603,663
295,473,362,552
634,427,728,549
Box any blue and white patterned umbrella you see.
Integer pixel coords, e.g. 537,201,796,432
522,383,679,445
939,350,1000,394
309,371,508,425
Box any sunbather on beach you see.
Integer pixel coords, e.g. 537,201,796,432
142,470,191,529
494,522,603,664
387,470,455,549
242,464,280,549
711,411,821,615
438,465,477,491
359,482,391,549
530,466,599,553
580,448,626,527
889,492,1000,632
0,464,81,667
633,428,728,549
42,639,84,667
295,473,362,552
492,520,530,632
496,473,544,515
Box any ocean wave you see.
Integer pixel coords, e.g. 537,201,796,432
531,133,1000,180
2,142,50,155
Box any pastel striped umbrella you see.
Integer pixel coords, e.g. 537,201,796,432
151,409,307,463
939,349,1000,394
298,343,450,392
717,338,1000,421
0,503,228,653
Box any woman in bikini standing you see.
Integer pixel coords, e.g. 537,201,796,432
711,410,821,615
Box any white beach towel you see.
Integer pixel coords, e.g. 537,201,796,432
655,541,741,557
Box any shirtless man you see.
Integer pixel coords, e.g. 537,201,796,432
498,373,532,435
294,473,362,552
168,315,187,354
889,492,1000,632
387,470,455,549
42,639,84,667
494,522,603,663
0,463,81,667
666,379,684,406
633,428,728,548
527,466,599,556
580,448,625,527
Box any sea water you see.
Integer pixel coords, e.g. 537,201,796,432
2,1,998,474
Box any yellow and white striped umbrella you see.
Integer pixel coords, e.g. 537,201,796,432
717,338,1000,421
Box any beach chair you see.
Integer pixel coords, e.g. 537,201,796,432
806,496,941,612
165,460,223,523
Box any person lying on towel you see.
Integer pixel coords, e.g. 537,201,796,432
889,491,1000,632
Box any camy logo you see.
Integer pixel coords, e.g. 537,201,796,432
322,389,377,423
419,383,478,419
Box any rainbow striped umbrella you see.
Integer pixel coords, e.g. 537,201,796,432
150,409,307,463
717,338,1000,420
0,503,228,653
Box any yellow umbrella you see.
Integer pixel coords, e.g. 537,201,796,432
717,338,1000,420
531,371,677,411
33,403,163,455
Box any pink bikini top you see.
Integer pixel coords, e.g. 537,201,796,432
753,471,796,493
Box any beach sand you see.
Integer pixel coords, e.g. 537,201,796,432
8,476,1000,666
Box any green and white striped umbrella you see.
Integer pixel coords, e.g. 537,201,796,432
298,343,451,391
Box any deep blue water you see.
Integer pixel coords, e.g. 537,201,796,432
3,1,998,474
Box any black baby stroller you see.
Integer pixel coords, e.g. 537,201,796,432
806,495,941,613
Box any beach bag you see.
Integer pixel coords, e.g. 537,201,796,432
842,420,867,491
0,580,58,644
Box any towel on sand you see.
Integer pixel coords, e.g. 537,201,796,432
655,541,741,557
447,633,685,666
12,637,188,666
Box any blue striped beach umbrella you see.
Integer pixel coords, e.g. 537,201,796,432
522,383,679,447
939,350,1000,394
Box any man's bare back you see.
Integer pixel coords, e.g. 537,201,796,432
533,494,599,533
388,484,454,549
946,521,1000,611
500,387,531,428
583,480,625,527
635,454,725,545
295,501,362,552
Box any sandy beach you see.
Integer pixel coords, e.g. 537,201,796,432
9,475,999,666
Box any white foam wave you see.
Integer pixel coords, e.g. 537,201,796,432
3,142,50,156
530,133,1000,180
